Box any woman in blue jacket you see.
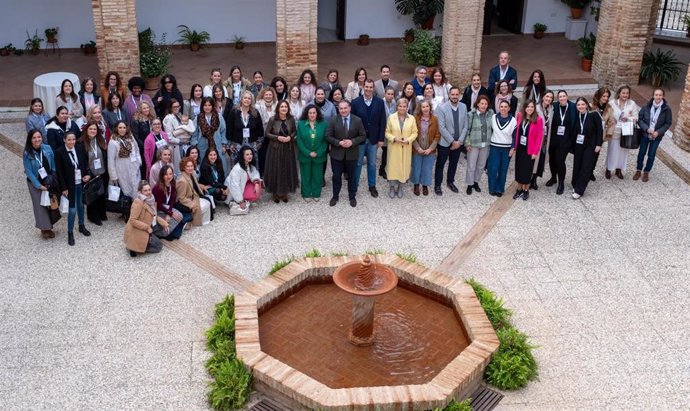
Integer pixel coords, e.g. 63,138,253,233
23,129,57,239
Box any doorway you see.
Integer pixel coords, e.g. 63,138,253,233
491,0,525,35
318,0,346,42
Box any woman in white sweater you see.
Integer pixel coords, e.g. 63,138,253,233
107,120,142,198
224,146,263,213
163,98,196,173
606,85,639,179
486,100,517,197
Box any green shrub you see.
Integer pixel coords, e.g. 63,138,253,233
206,309,235,352
304,248,323,258
268,256,295,275
403,29,441,66
640,48,683,87
484,327,539,390
395,252,418,263
465,278,512,330
208,358,252,410
434,398,471,411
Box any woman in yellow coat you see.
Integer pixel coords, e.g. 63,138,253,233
385,97,418,198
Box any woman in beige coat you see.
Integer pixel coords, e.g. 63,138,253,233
176,157,212,226
385,97,418,198
124,181,168,257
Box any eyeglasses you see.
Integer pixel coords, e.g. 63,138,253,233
164,81,173,84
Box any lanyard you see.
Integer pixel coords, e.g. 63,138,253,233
532,85,540,102
165,185,171,205
521,121,528,136
68,150,78,167
579,113,587,134
241,112,249,127
35,149,43,166
559,105,567,124
91,140,99,159
131,95,141,109
116,109,122,121
211,166,218,182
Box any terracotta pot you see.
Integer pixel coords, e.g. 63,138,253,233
0,49,9,56
534,31,544,39
570,7,583,19
581,58,592,72
83,46,96,55
404,33,414,43
421,15,436,30
190,43,200,52
357,35,370,46
145,76,160,91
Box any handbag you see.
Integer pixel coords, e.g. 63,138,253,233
106,191,132,221
229,201,249,216
59,195,69,214
108,184,121,201
83,175,105,205
156,211,179,237
48,193,62,224
620,126,642,150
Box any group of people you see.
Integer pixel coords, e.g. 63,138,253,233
23,51,672,254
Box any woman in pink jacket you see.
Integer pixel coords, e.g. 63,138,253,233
512,100,543,200
143,118,170,178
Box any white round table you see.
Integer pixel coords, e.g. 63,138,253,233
33,72,81,117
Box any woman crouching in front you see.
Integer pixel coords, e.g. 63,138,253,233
124,180,168,257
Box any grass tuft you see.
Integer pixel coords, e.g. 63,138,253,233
465,278,513,330
303,248,323,258
395,252,418,263
268,255,295,275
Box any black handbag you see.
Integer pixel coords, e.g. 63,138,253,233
620,126,642,150
83,175,105,205
106,192,132,221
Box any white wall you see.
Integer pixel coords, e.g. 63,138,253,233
344,0,441,39
318,0,338,31
0,0,95,48
521,0,597,34
136,0,276,43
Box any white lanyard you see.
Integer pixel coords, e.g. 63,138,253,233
532,85,540,102
205,115,212,126
521,121,528,136
579,113,587,134
165,185,171,205
131,95,141,109
68,149,78,167
35,150,43,166
116,109,122,121
241,112,249,127
559,105,567,124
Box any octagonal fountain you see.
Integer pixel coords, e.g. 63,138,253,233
234,254,499,410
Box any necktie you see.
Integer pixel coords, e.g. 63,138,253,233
343,117,348,130
69,150,77,166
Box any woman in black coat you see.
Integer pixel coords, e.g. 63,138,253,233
571,97,603,200
460,73,489,112
45,106,81,151
153,74,184,119
226,91,265,172
635,88,673,182
199,147,229,202
546,90,578,195
55,131,91,245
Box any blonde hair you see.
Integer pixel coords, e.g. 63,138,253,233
134,101,156,122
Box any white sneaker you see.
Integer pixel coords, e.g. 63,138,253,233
572,193,581,199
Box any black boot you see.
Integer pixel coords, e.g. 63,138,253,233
68,233,75,246
472,182,481,193
78,225,91,236
556,182,564,195
545,176,557,187
530,175,538,190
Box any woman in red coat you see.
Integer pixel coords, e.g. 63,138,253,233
513,100,543,200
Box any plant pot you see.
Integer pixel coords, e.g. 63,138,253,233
235,43,244,50
0,49,9,57
581,58,592,72
570,7,583,19
29,49,40,56
83,47,96,55
534,31,544,39
404,33,415,43
47,37,57,44
357,35,370,46
145,76,160,91
421,15,436,30
190,43,200,52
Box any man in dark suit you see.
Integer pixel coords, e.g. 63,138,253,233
487,51,518,100
351,79,387,197
325,100,366,207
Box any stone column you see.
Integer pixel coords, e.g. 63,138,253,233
441,0,486,87
673,66,690,152
592,0,655,87
91,0,140,82
276,0,318,84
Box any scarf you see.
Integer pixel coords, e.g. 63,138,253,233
495,93,511,111
314,99,325,108
199,112,220,149
117,137,133,158
137,192,157,216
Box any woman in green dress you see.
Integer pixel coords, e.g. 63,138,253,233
295,104,328,201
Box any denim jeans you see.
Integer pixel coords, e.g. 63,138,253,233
487,146,511,194
166,212,193,240
636,135,662,172
356,141,379,189
434,145,461,187
411,153,436,186
67,183,85,233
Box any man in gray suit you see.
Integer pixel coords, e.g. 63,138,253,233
325,100,367,207
435,87,468,195
374,65,399,98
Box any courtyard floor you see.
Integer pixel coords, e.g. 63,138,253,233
0,34,689,410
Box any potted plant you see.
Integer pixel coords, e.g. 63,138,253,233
138,28,172,89
232,35,246,50
561,0,591,19
683,14,690,38
577,33,596,72
45,27,58,43
24,30,43,55
395,0,445,30
404,28,415,43
402,28,441,66
80,40,97,55
177,25,210,52
533,23,547,39
0,43,15,56
357,34,370,46
640,48,683,88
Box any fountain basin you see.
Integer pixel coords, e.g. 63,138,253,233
235,255,499,410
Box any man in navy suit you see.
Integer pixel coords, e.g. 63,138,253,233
487,51,518,100
350,79,387,197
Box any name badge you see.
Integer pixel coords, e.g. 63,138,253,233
94,158,102,170
155,139,167,149
520,135,527,146
576,134,585,144
242,128,250,138
74,169,82,182
130,151,138,162
38,167,48,179
557,126,566,136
